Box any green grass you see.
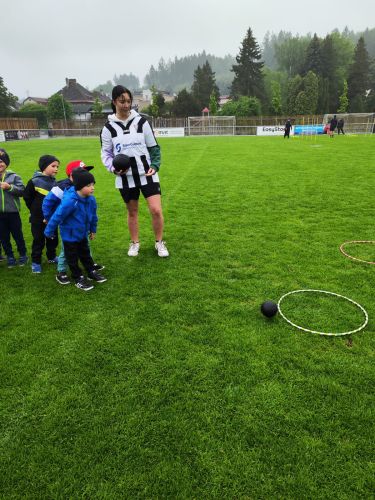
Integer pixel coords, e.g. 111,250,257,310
1,134,374,498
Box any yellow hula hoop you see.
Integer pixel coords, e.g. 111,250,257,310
339,240,375,265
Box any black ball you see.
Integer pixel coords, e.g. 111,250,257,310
261,300,278,318
113,154,131,172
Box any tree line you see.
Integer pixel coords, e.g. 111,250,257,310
1,26,374,120
143,27,375,117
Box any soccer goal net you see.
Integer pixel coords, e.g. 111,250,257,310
323,113,375,134
187,116,236,136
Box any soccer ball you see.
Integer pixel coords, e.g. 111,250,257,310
260,301,278,318
113,154,131,173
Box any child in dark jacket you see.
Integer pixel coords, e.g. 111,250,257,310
44,169,106,291
23,155,59,273
0,148,28,267
43,160,104,285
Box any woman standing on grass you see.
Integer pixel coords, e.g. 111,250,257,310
100,85,169,257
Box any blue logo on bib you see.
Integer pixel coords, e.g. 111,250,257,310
115,143,121,153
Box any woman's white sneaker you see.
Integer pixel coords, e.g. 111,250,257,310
128,241,140,256
155,240,169,257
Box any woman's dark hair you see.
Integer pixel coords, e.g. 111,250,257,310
111,85,133,112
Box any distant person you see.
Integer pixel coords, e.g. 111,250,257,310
0,148,28,267
45,169,107,292
329,115,338,137
284,119,292,139
100,85,169,258
23,155,60,273
337,118,345,135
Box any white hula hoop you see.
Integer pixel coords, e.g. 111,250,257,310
277,289,368,337
339,240,375,265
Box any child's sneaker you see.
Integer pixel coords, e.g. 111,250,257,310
31,262,42,273
128,241,140,256
18,255,28,266
56,272,71,285
88,270,107,283
75,276,94,291
155,240,169,257
48,257,58,264
7,257,17,268
0,254,5,262
93,263,105,271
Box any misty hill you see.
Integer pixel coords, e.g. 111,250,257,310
93,27,375,95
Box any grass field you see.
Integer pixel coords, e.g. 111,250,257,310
1,134,374,498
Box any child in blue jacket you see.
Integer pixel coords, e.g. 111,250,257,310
43,160,103,285
44,169,106,291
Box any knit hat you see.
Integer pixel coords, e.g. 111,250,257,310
39,155,59,171
72,169,95,191
0,148,10,166
66,160,94,176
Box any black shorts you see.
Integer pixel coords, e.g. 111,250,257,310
119,183,161,203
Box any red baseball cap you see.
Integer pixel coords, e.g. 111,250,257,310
66,160,94,176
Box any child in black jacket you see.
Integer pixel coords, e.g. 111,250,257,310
23,155,59,273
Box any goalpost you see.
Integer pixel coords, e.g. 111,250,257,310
323,113,375,134
187,116,236,136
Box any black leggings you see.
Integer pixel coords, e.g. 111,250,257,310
0,212,27,257
63,238,95,281
31,221,58,264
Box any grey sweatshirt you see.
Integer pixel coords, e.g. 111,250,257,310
0,169,25,213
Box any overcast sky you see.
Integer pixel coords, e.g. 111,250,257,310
1,0,374,100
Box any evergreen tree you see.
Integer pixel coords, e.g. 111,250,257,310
171,89,200,117
91,98,103,118
155,92,166,115
303,33,322,75
231,27,265,101
0,77,18,116
93,80,113,96
270,81,282,115
209,91,218,115
191,61,219,110
262,31,277,70
337,79,349,113
317,77,330,113
303,71,319,113
274,35,310,76
320,34,339,112
285,74,303,115
113,73,140,90
149,85,159,117
365,59,375,111
348,36,370,108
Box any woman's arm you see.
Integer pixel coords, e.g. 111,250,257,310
100,127,116,174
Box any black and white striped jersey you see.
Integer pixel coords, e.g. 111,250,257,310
100,111,160,188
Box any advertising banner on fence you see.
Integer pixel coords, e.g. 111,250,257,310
154,127,185,138
257,126,292,136
294,125,324,135
0,130,5,142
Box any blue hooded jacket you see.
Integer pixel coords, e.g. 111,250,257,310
42,178,72,221
44,186,98,242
